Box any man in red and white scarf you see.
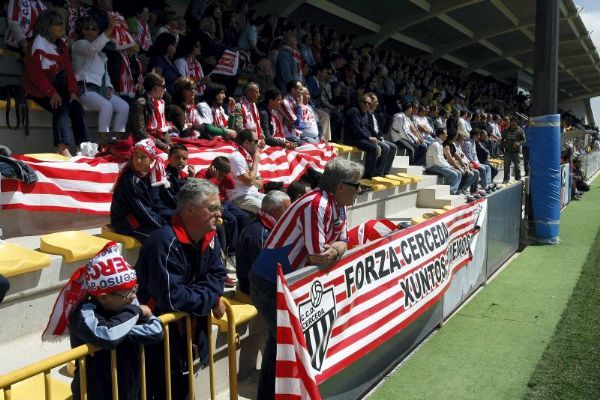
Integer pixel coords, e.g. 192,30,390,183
5,0,46,51
280,79,304,141
118,46,144,98
233,82,263,140
131,6,152,52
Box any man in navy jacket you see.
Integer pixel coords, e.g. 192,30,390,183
137,178,227,400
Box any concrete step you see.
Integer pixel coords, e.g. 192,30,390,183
391,156,411,168
416,185,465,208
391,165,425,176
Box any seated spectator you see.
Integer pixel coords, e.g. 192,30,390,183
275,33,302,92
196,83,238,138
475,130,499,181
236,190,291,295
110,138,172,241
166,77,234,139
279,80,304,142
162,143,195,209
389,102,427,166
72,16,129,144
23,10,91,157
413,105,435,144
425,128,461,195
5,0,46,53
232,83,264,141
461,131,493,192
305,63,337,140
127,72,173,152
107,43,144,103
147,33,181,94
197,156,250,265
259,89,298,149
136,179,226,400
443,132,479,200
367,93,397,175
227,129,265,214
297,88,324,144
573,158,590,192
286,179,311,203
249,58,277,101
173,35,210,95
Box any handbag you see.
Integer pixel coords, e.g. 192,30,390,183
0,85,29,135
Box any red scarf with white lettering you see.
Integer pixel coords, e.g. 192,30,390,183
67,6,87,41
147,98,168,134
212,106,228,128
240,97,262,139
137,17,152,51
107,11,134,50
5,0,45,46
259,210,276,230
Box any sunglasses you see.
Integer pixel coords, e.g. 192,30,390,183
110,285,138,299
342,181,361,190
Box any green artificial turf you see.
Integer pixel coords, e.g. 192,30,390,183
369,177,600,400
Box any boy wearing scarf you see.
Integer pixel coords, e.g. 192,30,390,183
43,242,163,400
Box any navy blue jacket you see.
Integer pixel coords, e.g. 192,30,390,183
161,165,187,209
69,299,163,400
235,218,271,294
147,55,181,94
110,167,173,241
136,214,227,364
344,107,373,145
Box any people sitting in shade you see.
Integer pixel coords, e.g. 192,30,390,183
110,138,173,241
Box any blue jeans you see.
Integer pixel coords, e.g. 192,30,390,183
426,165,461,194
477,164,492,187
249,271,277,400
459,170,479,193
376,140,398,176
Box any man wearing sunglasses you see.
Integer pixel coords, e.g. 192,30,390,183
136,179,227,399
249,158,363,400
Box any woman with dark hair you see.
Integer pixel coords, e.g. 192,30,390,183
147,32,181,94
127,72,174,151
173,35,210,95
196,83,237,139
23,10,90,157
72,15,130,142
259,88,296,149
166,77,237,139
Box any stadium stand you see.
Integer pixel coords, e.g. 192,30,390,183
1,0,600,399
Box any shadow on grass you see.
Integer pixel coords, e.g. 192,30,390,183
524,227,600,400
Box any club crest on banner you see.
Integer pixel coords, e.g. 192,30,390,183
298,280,336,371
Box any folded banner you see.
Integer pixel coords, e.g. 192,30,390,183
210,49,240,76
275,199,487,395
0,142,334,214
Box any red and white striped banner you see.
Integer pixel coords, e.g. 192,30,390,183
275,200,487,396
0,142,334,215
210,49,240,76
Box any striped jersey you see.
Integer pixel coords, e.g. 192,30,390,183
252,189,347,284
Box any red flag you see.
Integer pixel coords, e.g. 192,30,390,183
276,265,321,400
346,219,399,250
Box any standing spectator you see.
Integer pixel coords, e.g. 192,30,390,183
227,129,265,214
238,11,266,60
305,63,334,140
72,15,130,143
299,34,316,67
425,128,461,195
501,116,525,183
147,32,181,94
127,5,152,53
127,72,173,151
235,190,291,295
275,33,302,92
110,138,172,241
23,10,90,157
173,35,210,95
136,179,227,400
5,0,46,52
250,158,362,400
44,242,163,400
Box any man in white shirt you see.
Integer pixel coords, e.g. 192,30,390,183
425,127,461,195
227,129,265,214
389,102,427,165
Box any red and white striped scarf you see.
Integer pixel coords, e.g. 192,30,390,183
147,98,169,134
136,17,152,51
270,110,286,140
107,11,134,50
212,106,228,128
31,35,60,72
118,52,143,97
240,96,262,139
5,0,45,47
186,56,205,94
234,143,254,169
67,6,88,42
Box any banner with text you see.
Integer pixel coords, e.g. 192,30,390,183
276,199,487,393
